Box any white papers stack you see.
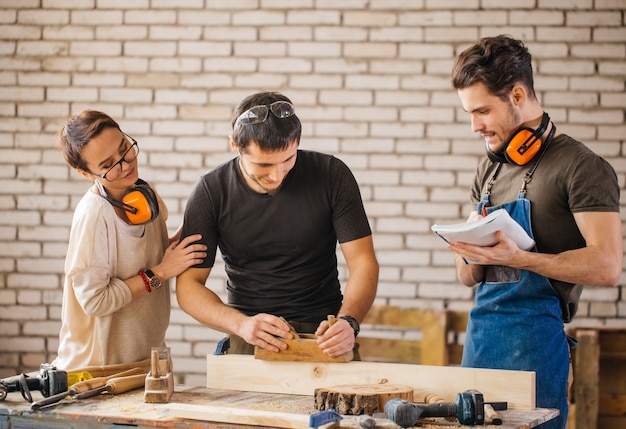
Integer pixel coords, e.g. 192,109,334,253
431,208,535,250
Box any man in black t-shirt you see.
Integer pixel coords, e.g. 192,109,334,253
176,92,379,358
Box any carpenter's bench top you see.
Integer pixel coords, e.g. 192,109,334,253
0,384,558,429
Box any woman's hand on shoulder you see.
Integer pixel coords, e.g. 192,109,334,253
154,234,207,281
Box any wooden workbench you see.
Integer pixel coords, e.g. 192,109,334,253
1,385,558,429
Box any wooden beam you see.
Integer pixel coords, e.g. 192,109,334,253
574,329,599,429
206,355,536,410
168,403,311,429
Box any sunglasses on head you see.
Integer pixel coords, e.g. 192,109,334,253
234,100,296,129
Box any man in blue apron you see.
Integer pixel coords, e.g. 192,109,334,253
449,35,622,429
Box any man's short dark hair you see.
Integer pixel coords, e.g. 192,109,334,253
451,35,536,101
231,91,302,153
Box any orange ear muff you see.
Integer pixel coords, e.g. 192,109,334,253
504,127,543,165
504,112,550,166
122,192,153,224
486,112,551,165
97,179,159,225
121,179,159,225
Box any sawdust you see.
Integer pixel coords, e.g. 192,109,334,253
244,401,309,413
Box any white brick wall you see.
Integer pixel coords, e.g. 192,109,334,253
0,3,624,384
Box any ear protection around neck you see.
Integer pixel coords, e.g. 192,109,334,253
96,179,159,225
487,112,551,165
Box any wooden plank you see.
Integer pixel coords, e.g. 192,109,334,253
597,416,626,429
599,393,626,417
574,329,599,429
598,330,626,354
447,311,469,332
358,338,423,364
360,306,467,366
363,305,430,327
448,344,464,366
168,403,311,429
600,357,626,395
420,310,447,365
206,355,536,410
168,402,559,429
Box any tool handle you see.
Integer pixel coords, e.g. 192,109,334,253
151,349,160,377
66,358,151,378
327,315,336,326
106,373,146,394
424,393,457,422
73,372,147,400
416,402,457,418
309,409,342,428
484,404,502,425
72,367,145,393
424,393,447,403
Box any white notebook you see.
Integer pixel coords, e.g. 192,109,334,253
431,208,535,251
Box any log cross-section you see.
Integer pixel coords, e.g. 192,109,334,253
314,384,414,415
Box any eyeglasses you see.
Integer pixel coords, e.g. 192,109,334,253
234,100,296,129
92,134,139,182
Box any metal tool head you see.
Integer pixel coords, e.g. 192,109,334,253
357,414,376,429
309,409,342,428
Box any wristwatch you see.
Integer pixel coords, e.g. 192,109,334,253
339,315,360,337
144,269,162,291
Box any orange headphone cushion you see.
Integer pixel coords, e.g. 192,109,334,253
505,128,542,166
122,189,154,225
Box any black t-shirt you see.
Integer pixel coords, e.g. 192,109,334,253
180,150,372,323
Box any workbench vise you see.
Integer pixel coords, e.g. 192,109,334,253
144,347,174,403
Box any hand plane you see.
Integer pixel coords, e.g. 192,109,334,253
144,347,174,403
254,316,354,363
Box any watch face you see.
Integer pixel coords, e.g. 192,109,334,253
149,277,162,289
145,269,162,289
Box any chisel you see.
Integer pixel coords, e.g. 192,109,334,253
31,367,145,410
73,373,147,399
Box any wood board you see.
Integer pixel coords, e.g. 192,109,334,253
167,402,559,429
169,403,311,429
206,354,536,410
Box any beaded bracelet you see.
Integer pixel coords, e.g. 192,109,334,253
138,270,151,293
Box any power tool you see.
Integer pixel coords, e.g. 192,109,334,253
384,389,484,427
0,363,68,402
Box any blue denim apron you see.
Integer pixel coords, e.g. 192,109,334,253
462,168,569,429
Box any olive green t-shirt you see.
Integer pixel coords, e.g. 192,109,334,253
470,134,620,322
